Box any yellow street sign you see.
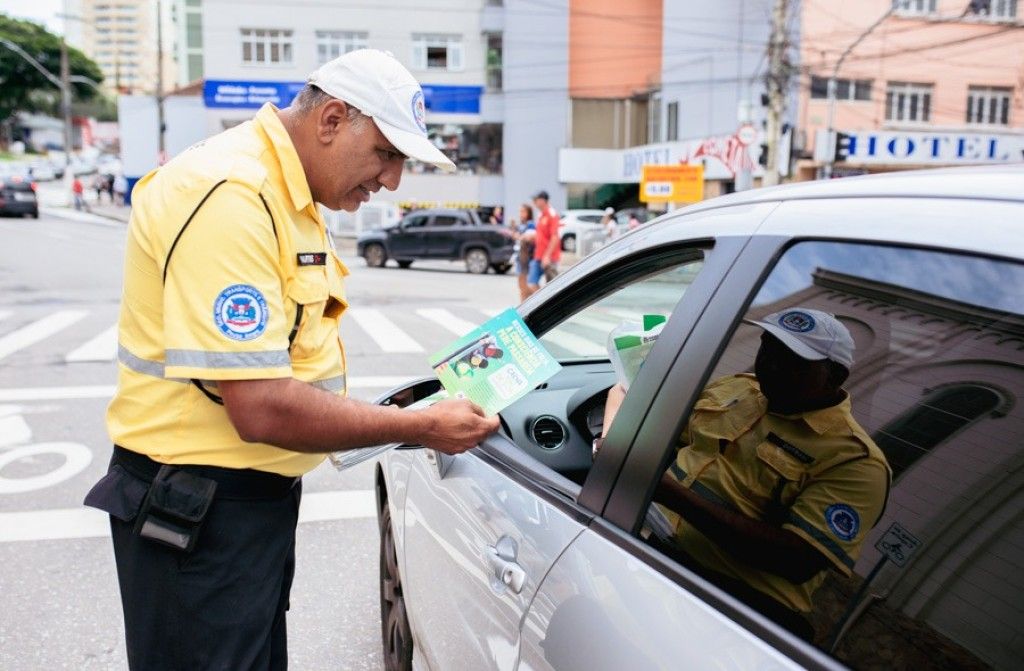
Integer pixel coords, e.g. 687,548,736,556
640,164,704,204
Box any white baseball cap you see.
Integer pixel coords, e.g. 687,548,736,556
306,49,456,173
745,308,855,369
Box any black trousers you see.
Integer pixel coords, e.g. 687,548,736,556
88,451,302,670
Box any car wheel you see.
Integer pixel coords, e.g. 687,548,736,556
364,243,387,268
397,260,413,269
465,248,490,274
30,210,39,219
562,234,576,253
490,262,511,275
380,505,413,671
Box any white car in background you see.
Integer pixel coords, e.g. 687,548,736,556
558,208,607,253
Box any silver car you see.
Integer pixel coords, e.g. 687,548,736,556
372,166,1024,670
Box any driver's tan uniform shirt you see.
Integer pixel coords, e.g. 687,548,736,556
662,374,890,613
106,103,349,477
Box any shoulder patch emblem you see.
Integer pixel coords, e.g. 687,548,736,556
214,284,268,341
825,503,860,541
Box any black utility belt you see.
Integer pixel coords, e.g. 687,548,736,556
113,445,299,500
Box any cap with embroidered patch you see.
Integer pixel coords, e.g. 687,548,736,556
307,49,455,173
745,308,855,369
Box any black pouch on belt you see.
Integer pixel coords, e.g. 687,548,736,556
133,465,217,553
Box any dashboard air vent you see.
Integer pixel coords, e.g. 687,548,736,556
531,416,566,450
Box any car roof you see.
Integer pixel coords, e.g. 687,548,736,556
593,165,1024,267
405,208,472,216
689,164,1024,213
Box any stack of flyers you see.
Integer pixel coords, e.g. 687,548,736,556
431,308,561,416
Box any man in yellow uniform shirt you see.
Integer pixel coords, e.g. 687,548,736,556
601,308,890,640
84,49,498,670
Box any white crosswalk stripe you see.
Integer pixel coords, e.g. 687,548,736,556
415,308,479,337
0,310,89,362
65,324,118,362
0,306,532,362
346,308,424,352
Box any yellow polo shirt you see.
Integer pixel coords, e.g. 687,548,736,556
662,374,890,613
106,104,348,477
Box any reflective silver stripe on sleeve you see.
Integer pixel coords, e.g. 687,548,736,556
310,374,346,393
164,349,291,369
118,344,168,379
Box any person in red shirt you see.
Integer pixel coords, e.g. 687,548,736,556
71,176,90,212
527,190,561,296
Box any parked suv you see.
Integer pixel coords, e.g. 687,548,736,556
357,208,514,274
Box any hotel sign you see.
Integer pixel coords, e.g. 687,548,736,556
820,129,1024,165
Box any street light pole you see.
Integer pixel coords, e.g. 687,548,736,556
822,6,894,179
156,0,166,158
60,36,74,155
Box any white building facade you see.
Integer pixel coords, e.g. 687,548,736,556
198,0,529,211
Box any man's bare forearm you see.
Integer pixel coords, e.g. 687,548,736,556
220,377,432,453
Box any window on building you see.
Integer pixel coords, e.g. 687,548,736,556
316,31,368,65
810,76,872,100
186,13,202,49
240,28,294,66
486,33,502,91
412,34,464,71
188,54,204,82
967,86,1012,125
885,82,932,122
875,384,1005,480
966,0,1018,20
892,0,937,14
666,101,679,141
405,123,502,175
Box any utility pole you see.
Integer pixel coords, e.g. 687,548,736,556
762,0,788,187
156,0,166,158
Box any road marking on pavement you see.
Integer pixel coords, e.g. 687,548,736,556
0,376,421,402
0,490,375,542
0,310,11,321
347,309,423,352
0,310,88,362
544,331,605,357
65,324,118,362
415,309,477,337
0,442,93,493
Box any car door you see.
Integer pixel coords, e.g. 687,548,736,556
399,436,589,670
388,213,429,258
424,213,462,258
395,202,777,670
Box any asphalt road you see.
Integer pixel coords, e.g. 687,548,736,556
0,207,525,670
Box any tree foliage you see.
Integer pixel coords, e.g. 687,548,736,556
0,13,105,122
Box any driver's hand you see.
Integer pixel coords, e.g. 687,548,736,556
418,399,500,455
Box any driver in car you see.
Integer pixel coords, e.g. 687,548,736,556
599,308,891,640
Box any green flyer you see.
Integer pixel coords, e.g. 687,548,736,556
430,308,561,416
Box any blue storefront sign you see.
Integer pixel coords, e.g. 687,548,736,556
204,80,305,109
420,85,483,114
204,79,483,114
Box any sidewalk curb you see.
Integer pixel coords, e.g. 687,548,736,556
41,207,129,227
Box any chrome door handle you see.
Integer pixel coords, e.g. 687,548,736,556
485,536,526,594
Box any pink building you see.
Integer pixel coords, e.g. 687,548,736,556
797,0,1024,180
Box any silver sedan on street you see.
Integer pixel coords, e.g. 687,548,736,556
371,166,1024,670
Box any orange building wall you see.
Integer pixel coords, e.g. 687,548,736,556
799,0,1024,153
569,0,663,98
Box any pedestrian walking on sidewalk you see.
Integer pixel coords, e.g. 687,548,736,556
71,177,89,212
83,49,499,671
